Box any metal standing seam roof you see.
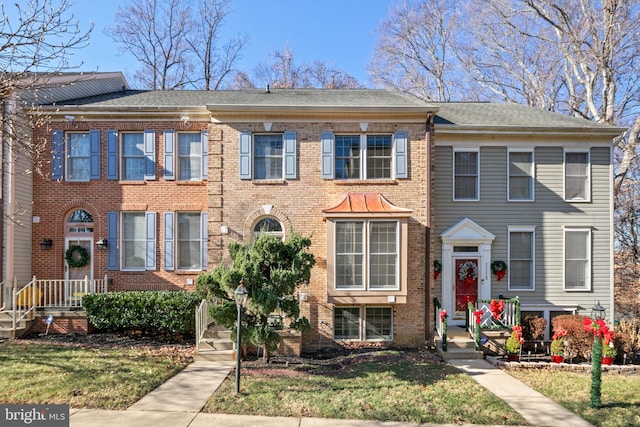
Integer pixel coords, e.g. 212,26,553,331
322,193,413,216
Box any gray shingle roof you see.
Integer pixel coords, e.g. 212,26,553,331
434,102,623,132
45,88,436,111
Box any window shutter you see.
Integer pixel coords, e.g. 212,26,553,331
145,212,157,270
201,212,208,270
394,131,408,179
144,130,156,180
163,130,175,180
163,212,174,271
106,130,118,180
51,130,63,180
321,131,334,179
107,212,119,270
283,131,297,179
239,132,252,179
89,130,101,180
201,130,208,180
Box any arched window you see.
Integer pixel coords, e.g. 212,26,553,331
67,209,94,233
253,217,284,241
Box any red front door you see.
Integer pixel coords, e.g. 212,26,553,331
455,258,478,315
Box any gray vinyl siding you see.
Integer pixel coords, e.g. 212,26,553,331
434,144,611,310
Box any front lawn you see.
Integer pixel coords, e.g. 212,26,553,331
0,339,192,409
204,351,528,425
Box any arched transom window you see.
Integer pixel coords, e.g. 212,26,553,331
253,217,284,241
67,209,94,233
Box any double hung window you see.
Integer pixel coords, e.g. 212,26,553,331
508,150,534,201
508,228,535,290
453,150,479,200
564,150,590,201
564,228,591,290
333,307,393,341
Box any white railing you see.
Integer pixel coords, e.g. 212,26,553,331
2,275,109,335
0,279,7,311
467,297,520,349
196,298,211,345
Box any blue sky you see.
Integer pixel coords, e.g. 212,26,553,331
68,0,395,88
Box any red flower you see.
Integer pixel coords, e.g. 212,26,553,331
473,310,484,325
439,310,448,322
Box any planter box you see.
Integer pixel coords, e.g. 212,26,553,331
274,329,302,357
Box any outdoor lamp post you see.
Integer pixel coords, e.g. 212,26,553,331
234,282,248,395
591,301,606,320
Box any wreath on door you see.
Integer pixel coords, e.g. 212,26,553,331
65,245,90,268
458,261,478,284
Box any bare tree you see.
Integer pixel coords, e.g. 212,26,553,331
187,0,248,90
0,0,92,172
106,0,194,89
243,47,361,89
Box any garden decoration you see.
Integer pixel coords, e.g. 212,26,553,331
458,261,478,285
550,328,567,363
434,260,442,280
473,309,483,350
601,328,616,365
65,244,90,268
584,318,613,408
491,260,507,281
440,309,448,351
489,299,504,320
505,325,524,361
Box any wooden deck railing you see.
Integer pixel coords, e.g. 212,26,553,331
467,297,520,349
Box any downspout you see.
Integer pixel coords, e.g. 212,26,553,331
0,99,5,283
4,93,16,285
425,113,434,346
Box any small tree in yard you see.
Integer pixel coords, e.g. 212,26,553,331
196,231,315,360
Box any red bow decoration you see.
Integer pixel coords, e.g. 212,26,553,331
439,310,448,322
474,310,484,325
489,299,504,320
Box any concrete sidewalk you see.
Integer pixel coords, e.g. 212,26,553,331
69,358,593,427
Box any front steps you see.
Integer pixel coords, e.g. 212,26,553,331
0,310,33,338
435,326,484,360
194,324,235,361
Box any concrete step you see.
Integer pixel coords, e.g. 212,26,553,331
194,349,235,362
197,338,234,351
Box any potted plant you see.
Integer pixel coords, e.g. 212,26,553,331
550,328,567,363
602,330,616,365
505,325,524,361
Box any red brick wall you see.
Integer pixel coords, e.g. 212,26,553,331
210,121,431,349
32,120,209,291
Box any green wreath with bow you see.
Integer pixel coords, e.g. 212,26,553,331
65,245,90,268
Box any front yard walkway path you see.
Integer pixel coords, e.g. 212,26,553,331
68,358,593,427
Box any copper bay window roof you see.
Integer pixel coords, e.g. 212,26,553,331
322,192,412,217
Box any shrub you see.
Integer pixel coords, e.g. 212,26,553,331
83,291,200,338
552,315,593,359
522,315,547,341
616,318,640,354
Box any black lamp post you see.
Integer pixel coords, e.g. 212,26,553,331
234,282,248,395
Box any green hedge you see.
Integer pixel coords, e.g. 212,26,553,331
83,291,200,336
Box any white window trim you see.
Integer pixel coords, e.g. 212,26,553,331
563,227,592,291
121,131,145,181
332,134,395,180
253,133,284,180
507,226,536,292
334,219,400,292
120,211,146,272
453,148,480,201
333,306,394,342
176,212,202,271
507,149,535,202
65,132,91,182
563,148,591,202
177,132,202,182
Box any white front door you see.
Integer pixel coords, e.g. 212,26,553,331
65,238,93,298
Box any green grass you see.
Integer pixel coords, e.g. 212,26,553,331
204,352,528,425
0,341,191,409
508,369,640,427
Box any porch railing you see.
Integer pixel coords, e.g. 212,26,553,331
196,299,212,346
0,279,7,311
467,297,520,349
1,275,109,335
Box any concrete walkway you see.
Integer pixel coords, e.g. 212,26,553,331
69,358,594,427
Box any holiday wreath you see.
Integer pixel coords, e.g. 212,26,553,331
458,261,478,282
65,245,90,268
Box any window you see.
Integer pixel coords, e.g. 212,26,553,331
239,131,297,180
122,133,145,180
334,307,360,340
508,150,534,201
122,212,146,269
178,133,202,180
163,211,207,271
335,220,398,290
321,131,407,180
564,150,590,201
454,150,479,200
508,228,535,290
564,228,591,290
52,130,100,181
66,133,91,181
67,209,94,233
333,306,393,341
253,217,284,242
